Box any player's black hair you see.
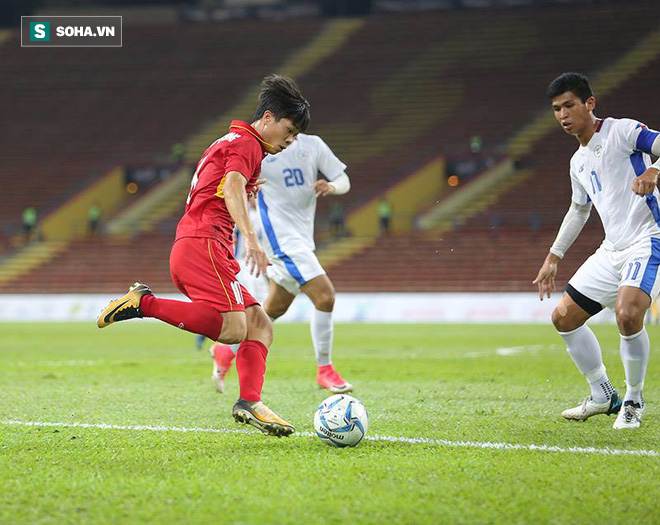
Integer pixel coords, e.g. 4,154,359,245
547,72,594,103
253,74,310,133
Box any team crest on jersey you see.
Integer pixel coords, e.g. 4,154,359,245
297,149,309,160
594,145,603,158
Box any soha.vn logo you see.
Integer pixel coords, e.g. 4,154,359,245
30,22,50,41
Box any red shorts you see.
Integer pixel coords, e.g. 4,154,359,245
170,237,258,313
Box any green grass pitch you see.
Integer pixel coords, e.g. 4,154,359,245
1,322,659,524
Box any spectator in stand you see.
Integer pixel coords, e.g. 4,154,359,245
330,201,345,239
88,203,102,236
378,198,393,234
171,142,186,165
469,134,483,154
21,206,37,243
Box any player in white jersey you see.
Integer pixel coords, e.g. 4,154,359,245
232,203,271,304
534,73,660,429
210,133,353,394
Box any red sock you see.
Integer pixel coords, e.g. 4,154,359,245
140,295,223,341
235,340,268,402
212,344,236,369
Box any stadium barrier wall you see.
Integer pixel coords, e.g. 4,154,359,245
0,293,616,323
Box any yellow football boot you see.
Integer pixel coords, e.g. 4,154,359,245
232,399,295,437
97,282,152,328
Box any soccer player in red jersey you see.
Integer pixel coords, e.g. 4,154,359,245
97,75,310,437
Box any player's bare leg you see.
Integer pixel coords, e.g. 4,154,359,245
217,311,247,343
302,274,353,394
231,305,294,436
551,292,592,333
263,279,296,319
207,306,253,392
553,292,621,421
613,286,650,429
207,311,248,392
211,281,291,395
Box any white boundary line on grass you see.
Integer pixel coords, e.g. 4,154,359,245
2,419,658,458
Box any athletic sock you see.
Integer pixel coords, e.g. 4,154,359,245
620,328,650,406
559,324,614,403
235,340,268,402
212,343,236,369
140,295,223,341
311,309,333,366
584,364,616,404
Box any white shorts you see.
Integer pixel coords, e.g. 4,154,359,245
568,237,660,309
265,248,325,296
236,260,270,304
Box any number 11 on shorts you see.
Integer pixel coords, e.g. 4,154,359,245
625,261,642,281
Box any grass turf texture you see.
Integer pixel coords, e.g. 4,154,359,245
1,322,659,524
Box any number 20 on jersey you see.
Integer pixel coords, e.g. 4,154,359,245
284,168,304,187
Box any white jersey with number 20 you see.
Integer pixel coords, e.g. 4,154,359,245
257,134,347,253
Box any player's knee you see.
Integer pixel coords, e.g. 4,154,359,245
311,284,335,311
616,307,644,335
221,330,246,345
220,316,247,344
551,307,576,332
265,303,286,320
551,307,564,331
261,318,274,347
314,292,335,311
247,308,274,346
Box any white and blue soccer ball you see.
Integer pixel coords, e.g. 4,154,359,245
314,394,369,448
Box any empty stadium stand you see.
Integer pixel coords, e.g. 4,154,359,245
3,0,659,293
0,21,322,234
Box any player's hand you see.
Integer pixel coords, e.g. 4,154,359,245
248,179,266,199
632,168,659,196
313,179,336,197
244,237,270,278
532,253,560,301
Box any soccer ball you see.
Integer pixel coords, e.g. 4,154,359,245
314,394,369,447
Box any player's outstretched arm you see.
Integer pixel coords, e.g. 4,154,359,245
313,173,350,197
532,201,591,300
223,171,269,277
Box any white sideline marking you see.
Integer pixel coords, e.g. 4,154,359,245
2,420,658,458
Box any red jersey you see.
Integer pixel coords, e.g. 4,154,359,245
175,121,270,248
